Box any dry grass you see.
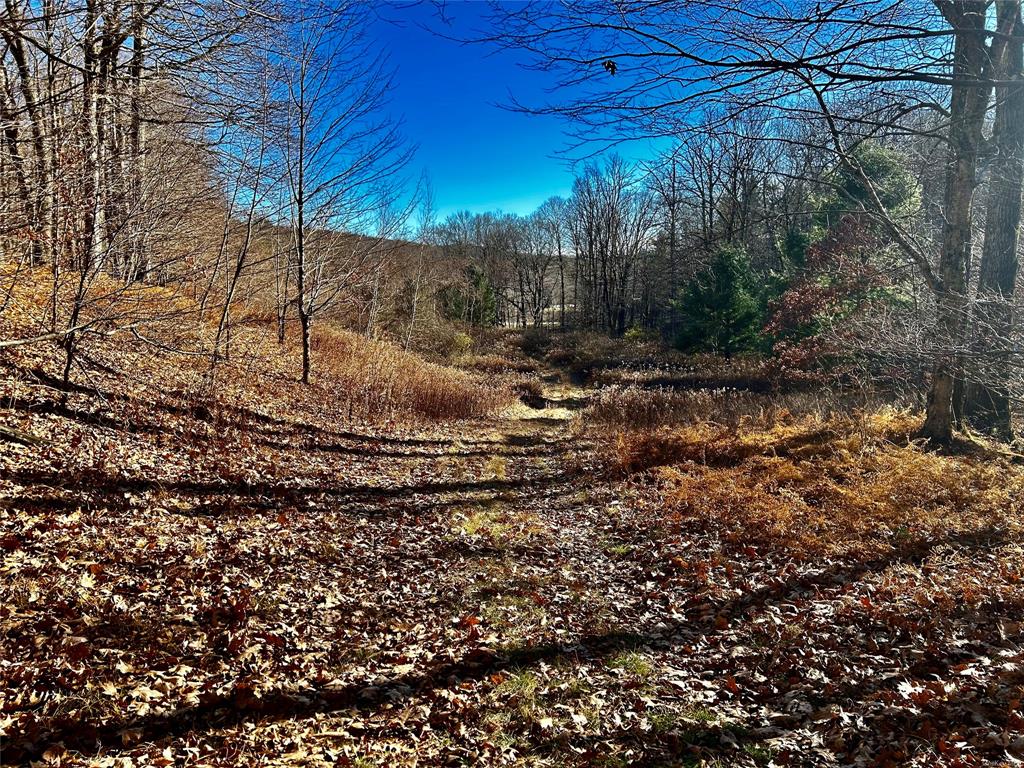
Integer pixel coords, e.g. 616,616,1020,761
585,383,896,431
1,266,511,424
589,352,769,389
609,408,1024,562
541,331,766,382
457,354,539,375
311,327,511,421
545,331,668,379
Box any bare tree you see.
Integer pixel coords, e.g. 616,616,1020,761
483,0,1024,442
568,157,656,335
404,175,437,349
535,196,570,328
277,0,411,383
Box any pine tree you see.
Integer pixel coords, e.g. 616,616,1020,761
675,247,762,358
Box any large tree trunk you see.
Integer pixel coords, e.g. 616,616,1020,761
4,0,53,265
81,0,106,273
920,2,992,444
126,0,148,281
964,7,1024,439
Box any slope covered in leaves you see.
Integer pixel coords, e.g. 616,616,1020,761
1,316,1023,766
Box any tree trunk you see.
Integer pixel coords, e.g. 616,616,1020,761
963,6,1024,439
3,0,53,265
81,0,106,273
127,0,148,281
920,3,992,444
299,306,311,384
558,254,565,328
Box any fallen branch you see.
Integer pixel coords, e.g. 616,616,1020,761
0,422,45,446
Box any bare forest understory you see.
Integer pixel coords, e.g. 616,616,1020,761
0,318,1023,768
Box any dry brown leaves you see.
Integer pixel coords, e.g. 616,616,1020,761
2,296,1024,766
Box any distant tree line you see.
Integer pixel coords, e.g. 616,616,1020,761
426,124,920,360
461,0,1024,443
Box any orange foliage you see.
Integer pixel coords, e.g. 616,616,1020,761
612,410,1023,562
0,265,511,423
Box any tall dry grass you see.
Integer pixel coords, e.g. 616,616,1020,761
1,266,511,425
585,384,900,432
310,327,511,421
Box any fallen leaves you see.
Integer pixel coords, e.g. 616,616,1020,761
2,321,1024,766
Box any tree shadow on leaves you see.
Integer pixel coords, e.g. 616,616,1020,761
6,464,579,517
8,522,1020,764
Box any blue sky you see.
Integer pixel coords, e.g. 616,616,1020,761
370,2,662,221
370,2,573,219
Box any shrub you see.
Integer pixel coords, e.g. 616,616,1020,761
585,384,881,432
764,217,889,383
543,332,634,380
450,331,474,358
413,323,477,361
520,328,552,358
513,377,545,408
624,325,659,343
460,354,538,375
589,354,770,391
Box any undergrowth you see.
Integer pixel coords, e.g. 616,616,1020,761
1,267,511,424
608,409,1024,562
311,327,511,420
585,382,913,431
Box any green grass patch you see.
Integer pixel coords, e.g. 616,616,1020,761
604,542,635,558
608,650,654,680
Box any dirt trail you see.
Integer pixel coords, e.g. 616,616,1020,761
490,379,587,450
0,371,642,766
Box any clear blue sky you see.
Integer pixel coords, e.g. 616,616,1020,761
369,2,645,221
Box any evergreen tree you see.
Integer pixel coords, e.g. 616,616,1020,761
440,266,498,326
675,247,763,357
817,142,920,231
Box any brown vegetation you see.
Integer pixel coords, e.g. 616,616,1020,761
610,410,1023,559
1,268,511,428
4,323,1024,765
309,328,511,421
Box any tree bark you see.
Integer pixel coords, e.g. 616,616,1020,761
964,5,1024,439
4,0,53,265
81,0,106,272
299,306,311,384
920,2,992,444
126,0,148,281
